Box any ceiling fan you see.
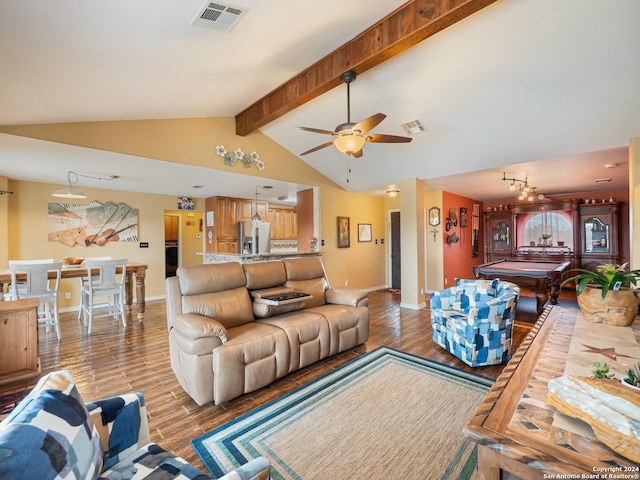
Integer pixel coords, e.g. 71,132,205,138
296,71,412,158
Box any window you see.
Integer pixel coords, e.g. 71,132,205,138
520,212,573,248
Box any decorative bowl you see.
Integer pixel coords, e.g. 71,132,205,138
63,257,84,266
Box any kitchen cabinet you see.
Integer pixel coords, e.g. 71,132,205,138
268,207,297,239
205,196,299,251
216,197,238,239
0,298,40,386
238,199,268,221
204,196,238,253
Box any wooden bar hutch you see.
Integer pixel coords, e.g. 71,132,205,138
484,199,620,270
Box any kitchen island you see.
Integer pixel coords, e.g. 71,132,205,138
199,251,321,264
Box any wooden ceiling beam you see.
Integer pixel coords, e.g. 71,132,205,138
235,0,498,136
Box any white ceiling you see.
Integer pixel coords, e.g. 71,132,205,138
0,0,638,202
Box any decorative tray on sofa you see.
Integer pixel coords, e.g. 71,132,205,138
254,292,312,306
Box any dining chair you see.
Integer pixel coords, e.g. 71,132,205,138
6,258,54,301
76,256,112,323
79,259,127,334
9,261,63,340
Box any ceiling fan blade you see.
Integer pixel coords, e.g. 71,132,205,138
352,113,386,134
300,141,334,156
366,133,412,143
296,126,336,136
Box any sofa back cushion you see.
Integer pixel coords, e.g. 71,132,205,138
0,370,103,480
282,258,328,308
178,262,254,328
243,261,287,290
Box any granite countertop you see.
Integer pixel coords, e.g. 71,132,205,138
198,251,321,263
198,251,319,258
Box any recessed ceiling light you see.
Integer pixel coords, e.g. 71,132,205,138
191,185,204,189
604,163,618,169
595,178,612,184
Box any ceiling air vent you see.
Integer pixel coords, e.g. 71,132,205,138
400,119,427,135
192,2,247,32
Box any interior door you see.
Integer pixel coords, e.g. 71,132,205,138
390,211,401,290
164,213,180,277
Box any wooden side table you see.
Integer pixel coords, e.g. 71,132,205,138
0,298,41,387
464,306,640,478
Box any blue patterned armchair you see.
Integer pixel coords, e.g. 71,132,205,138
0,370,270,480
429,278,519,367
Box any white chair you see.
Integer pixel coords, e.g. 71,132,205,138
6,259,54,301
76,256,112,323
9,261,63,340
79,259,127,334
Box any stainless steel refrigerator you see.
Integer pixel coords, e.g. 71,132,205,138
237,220,271,254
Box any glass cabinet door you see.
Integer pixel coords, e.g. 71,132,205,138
584,216,610,253
492,221,510,252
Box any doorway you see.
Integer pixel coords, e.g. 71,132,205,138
390,210,401,290
164,214,180,277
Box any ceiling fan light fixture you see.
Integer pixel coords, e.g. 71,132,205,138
333,134,366,155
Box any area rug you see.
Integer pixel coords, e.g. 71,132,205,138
191,346,494,480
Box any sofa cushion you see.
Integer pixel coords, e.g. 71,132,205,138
243,261,287,290
285,277,327,308
181,287,255,329
282,257,326,281
0,370,103,480
178,263,246,295
252,301,304,318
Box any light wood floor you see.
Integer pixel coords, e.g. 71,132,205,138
7,289,541,472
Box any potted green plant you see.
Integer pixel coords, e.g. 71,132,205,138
561,263,640,326
592,361,615,379
622,362,640,390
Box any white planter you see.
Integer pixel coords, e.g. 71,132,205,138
621,377,640,391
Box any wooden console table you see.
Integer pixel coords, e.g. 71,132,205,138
0,298,40,387
464,306,640,478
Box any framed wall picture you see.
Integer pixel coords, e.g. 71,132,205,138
337,216,350,248
179,197,194,210
358,223,372,242
429,207,441,226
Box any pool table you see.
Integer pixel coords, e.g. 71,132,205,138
473,259,571,314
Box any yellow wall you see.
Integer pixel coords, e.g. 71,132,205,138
1,118,388,306
6,180,203,308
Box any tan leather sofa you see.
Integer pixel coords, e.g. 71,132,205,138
165,257,369,405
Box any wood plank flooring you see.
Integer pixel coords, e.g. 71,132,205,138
4,289,547,472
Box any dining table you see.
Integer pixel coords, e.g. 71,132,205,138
0,262,148,320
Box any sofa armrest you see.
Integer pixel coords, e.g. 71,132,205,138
218,456,271,480
172,313,228,343
325,287,368,307
85,392,151,472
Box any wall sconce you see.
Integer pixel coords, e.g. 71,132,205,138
52,171,118,199
386,189,400,197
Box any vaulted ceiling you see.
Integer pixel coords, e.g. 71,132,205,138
0,0,638,202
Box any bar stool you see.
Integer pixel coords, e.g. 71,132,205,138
9,261,63,340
